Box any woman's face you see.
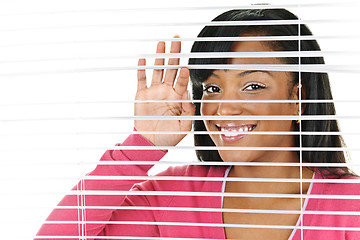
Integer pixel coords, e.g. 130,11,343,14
201,40,299,163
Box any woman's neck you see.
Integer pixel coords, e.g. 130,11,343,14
227,151,314,195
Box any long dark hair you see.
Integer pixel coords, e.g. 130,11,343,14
188,8,354,178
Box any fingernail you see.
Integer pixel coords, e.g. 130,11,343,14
180,67,189,77
138,58,145,65
158,41,165,48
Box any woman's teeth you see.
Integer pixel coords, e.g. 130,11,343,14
218,125,256,137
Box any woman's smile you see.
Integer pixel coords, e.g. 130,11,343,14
216,123,257,143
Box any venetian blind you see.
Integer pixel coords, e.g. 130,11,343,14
0,0,360,239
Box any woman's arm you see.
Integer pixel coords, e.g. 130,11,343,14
35,133,166,239
36,37,194,239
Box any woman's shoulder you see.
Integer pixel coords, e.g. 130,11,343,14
315,169,360,194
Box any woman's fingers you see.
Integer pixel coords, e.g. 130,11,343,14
164,36,181,87
137,58,147,91
174,67,190,96
151,41,165,86
147,38,188,97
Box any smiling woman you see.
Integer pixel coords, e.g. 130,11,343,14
35,7,360,240
188,9,359,239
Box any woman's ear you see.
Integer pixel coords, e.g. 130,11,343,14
291,83,306,114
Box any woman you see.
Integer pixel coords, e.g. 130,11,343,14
36,8,360,240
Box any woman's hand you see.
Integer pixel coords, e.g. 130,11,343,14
134,36,195,147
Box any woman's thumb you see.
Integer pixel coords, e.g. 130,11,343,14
181,90,195,116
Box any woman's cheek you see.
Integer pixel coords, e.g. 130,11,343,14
200,101,216,116
201,102,218,131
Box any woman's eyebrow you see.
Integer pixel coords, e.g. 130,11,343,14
210,70,272,79
238,70,273,77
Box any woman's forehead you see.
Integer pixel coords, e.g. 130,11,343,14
228,41,286,65
231,40,271,52
228,56,284,65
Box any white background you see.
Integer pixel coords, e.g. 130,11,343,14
0,0,359,238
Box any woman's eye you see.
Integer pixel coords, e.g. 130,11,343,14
203,85,221,93
243,83,266,91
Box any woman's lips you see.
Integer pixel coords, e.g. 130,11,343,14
216,124,257,143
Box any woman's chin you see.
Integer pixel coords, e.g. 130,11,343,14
219,150,253,164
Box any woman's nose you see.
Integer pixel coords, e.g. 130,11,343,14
216,99,244,116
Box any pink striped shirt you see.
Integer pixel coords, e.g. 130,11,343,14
36,134,360,239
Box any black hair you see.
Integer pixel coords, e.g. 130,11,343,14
188,8,354,178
